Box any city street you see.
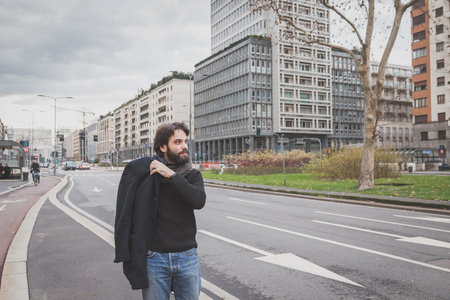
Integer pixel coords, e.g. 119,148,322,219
26,168,450,299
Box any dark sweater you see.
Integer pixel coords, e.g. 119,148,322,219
149,169,206,253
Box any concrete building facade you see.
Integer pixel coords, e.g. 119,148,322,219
411,0,450,161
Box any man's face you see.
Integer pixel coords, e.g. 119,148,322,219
33,160,37,163
161,129,189,165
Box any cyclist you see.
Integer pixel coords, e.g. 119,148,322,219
30,159,41,184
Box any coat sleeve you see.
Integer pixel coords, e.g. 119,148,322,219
170,169,206,210
114,162,138,263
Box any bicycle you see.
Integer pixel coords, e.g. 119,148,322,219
32,170,40,186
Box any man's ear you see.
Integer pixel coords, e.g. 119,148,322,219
160,144,167,154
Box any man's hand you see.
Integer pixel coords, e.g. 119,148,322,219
149,160,175,178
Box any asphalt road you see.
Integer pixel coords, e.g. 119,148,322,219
36,169,450,299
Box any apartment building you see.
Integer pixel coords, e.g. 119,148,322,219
411,0,450,161
97,116,115,163
200,0,332,157
373,63,414,149
114,78,193,162
330,51,413,150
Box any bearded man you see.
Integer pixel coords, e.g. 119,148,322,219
115,122,206,300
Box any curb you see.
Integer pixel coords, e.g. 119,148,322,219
0,176,69,300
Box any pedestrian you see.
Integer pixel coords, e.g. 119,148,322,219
114,122,206,300
4,164,11,179
0,163,3,179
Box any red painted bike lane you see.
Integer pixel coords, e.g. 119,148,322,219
0,176,61,285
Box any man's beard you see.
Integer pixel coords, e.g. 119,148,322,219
166,145,190,165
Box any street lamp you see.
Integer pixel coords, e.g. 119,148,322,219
22,109,44,165
274,133,286,185
37,95,73,175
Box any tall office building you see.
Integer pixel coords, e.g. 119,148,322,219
195,0,332,158
411,0,449,161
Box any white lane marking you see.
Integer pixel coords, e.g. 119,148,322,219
228,197,267,205
0,204,6,211
313,220,450,249
1,199,27,204
201,278,239,300
394,215,450,224
228,216,450,273
92,187,103,193
312,220,404,238
316,211,450,233
199,229,362,287
64,176,114,232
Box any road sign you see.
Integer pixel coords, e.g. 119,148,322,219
23,146,29,153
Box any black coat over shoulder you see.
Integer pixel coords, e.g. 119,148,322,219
114,156,162,290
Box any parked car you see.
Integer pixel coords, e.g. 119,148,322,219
80,162,90,170
439,163,450,171
63,162,76,171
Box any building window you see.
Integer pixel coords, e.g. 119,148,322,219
412,30,426,43
420,132,428,141
414,97,427,108
437,94,445,104
415,114,428,124
414,80,427,91
438,131,446,140
413,64,427,75
435,7,443,17
413,47,426,59
437,59,444,69
436,24,444,34
413,0,425,9
437,77,445,87
438,113,446,122
436,42,444,52
413,14,426,26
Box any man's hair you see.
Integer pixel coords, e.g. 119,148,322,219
154,122,190,157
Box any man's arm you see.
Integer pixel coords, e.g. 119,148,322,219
170,170,206,209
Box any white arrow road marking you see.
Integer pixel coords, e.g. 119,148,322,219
228,197,267,205
396,237,450,248
65,177,113,231
313,220,450,249
92,187,103,193
316,211,450,233
0,205,6,211
394,215,450,224
228,216,450,274
198,229,363,287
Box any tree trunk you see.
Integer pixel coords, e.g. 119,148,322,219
358,71,378,190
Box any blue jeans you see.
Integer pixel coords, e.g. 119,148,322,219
142,248,201,300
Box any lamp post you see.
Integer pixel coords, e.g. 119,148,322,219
22,110,44,165
37,95,73,175
274,133,286,185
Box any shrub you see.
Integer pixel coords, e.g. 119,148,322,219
305,147,403,179
222,150,314,175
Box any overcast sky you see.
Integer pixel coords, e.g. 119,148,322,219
1,0,412,133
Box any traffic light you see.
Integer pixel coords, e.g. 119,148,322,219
256,128,261,136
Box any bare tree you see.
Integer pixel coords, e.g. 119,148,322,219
251,0,419,190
